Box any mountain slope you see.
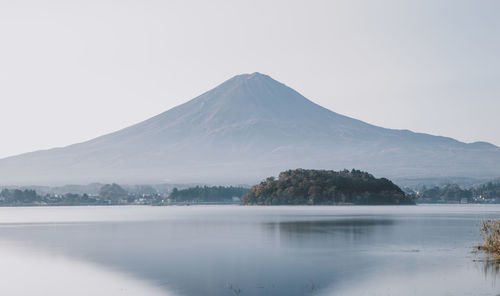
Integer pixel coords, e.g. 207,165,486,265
1,73,499,185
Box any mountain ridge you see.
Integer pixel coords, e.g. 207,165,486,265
0,73,499,185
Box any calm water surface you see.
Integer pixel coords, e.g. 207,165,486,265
0,205,498,295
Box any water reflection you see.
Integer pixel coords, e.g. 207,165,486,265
0,205,498,296
0,240,170,296
474,255,500,288
263,218,396,249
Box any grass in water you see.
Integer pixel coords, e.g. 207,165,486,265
478,219,500,260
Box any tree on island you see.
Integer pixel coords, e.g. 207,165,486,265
241,169,414,205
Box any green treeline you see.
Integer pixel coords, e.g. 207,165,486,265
0,189,41,204
0,183,163,206
416,181,500,203
477,181,500,200
0,188,100,205
242,169,414,205
170,186,249,202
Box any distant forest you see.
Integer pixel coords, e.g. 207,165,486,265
242,169,414,205
2,177,499,206
414,180,500,203
169,186,249,202
0,183,163,206
0,188,105,206
0,184,249,206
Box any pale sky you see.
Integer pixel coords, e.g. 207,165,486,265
0,0,499,158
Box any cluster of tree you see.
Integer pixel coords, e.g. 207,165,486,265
416,180,500,203
0,189,40,204
169,186,249,202
12,183,167,196
98,183,165,204
241,169,414,205
416,184,471,203
0,188,101,205
99,183,129,202
475,180,500,200
0,183,165,206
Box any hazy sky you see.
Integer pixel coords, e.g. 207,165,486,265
0,0,499,158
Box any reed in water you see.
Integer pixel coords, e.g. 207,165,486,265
479,219,500,260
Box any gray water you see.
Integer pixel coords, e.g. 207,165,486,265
0,205,498,295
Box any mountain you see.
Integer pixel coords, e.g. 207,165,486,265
1,72,500,185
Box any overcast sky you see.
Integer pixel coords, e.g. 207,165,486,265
0,0,499,158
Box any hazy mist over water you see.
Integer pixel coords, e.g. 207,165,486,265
0,205,498,296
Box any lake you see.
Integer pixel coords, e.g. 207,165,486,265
0,205,498,295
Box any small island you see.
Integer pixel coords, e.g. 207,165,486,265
242,169,414,205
